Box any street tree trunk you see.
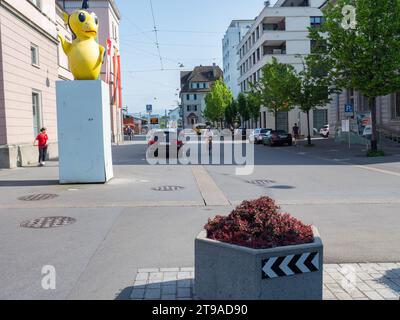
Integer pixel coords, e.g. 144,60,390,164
307,110,312,145
369,97,378,152
274,110,278,130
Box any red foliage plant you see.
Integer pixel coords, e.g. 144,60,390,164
205,197,314,249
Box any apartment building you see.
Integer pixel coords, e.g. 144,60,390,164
237,0,328,133
180,64,223,128
222,20,254,98
318,0,400,136
58,0,123,144
0,0,73,168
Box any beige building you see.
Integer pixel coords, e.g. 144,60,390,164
0,0,123,168
58,0,123,144
0,0,73,168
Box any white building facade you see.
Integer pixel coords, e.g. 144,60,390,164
222,20,253,98
180,64,223,128
237,0,328,134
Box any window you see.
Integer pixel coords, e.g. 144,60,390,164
392,93,400,119
31,44,39,67
32,91,42,137
186,94,190,101
310,16,324,28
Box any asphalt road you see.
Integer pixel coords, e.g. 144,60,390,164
0,137,399,299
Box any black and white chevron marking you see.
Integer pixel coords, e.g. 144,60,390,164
262,252,319,279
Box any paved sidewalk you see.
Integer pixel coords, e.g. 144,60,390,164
130,263,400,300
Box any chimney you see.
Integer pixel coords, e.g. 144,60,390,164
212,63,217,79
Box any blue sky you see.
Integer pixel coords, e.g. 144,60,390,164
117,0,277,115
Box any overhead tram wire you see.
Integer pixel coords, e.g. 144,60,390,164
149,0,164,70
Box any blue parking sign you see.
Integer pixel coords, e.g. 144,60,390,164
344,104,354,113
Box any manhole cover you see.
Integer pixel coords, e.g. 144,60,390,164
18,194,59,201
151,186,185,192
20,217,76,229
247,180,276,186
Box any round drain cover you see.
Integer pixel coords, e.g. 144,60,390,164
18,194,59,201
152,186,185,192
20,217,76,229
248,180,276,186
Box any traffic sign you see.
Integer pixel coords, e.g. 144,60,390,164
344,104,354,114
146,104,153,113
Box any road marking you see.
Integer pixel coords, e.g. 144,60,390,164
352,164,400,177
191,166,230,206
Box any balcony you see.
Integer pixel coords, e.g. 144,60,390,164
263,41,287,55
262,17,286,31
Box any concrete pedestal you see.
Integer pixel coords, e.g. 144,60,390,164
56,80,113,184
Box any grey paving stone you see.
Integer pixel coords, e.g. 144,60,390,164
326,283,346,293
323,275,337,284
135,273,149,281
163,272,178,281
356,273,373,281
160,268,180,272
162,280,177,287
345,288,366,299
146,283,161,289
354,281,372,292
329,272,344,281
138,268,159,273
145,289,161,300
132,264,400,301
323,290,336,300
364,280,388,290
180,267,195,272
177,288,191,298
376,288,399,299
364,291,384,300
177,272,192,279
162,286,177,295
133,280,147,288
149,272,163,280
335,292,353,300
178,279,192,288
130,289,145,299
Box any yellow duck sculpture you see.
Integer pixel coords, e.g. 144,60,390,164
58,0,105,80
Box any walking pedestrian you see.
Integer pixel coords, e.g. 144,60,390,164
292,123,300,146
127,126,133,141
204,126,213,157
33,128,48,166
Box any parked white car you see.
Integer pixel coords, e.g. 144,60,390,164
319,125,330,138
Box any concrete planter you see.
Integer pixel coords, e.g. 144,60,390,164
195,226,323,300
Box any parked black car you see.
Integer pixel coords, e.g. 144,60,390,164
262,130,293,146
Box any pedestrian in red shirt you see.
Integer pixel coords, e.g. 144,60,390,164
33,128,48,166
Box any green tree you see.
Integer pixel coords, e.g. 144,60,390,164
252,57,298,130
204,79,233,128
237,92,250,127
292,55,334,145
309,0,400,152
246,92,261,126
225,99,239,129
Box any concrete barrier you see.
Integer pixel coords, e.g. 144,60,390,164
195,226,323,300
